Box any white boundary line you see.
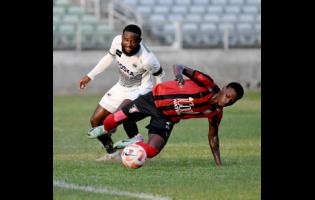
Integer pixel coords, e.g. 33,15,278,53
53,180,172,200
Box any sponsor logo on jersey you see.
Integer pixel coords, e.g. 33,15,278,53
173,97,199,115
117,61,135,76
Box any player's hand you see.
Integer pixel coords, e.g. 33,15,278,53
79,75,91,89
175,74,185,87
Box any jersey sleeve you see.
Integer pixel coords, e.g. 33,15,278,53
108,35,121,56
143,54,162,76
189,70,218,90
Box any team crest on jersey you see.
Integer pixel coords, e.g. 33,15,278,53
129,104,139,113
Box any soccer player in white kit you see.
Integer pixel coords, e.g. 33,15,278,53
79,24,165,161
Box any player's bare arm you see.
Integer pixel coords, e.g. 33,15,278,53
79,75,91,89
173,64,196,86
208,123,222,166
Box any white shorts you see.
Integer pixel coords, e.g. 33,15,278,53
99,82,153,113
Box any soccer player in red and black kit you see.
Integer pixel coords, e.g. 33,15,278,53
87,64,244,166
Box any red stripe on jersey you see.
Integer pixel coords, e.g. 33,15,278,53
154,92,212,108
152,75,222,126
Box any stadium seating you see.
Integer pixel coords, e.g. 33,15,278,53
53,0,115,50
122,0,261,48
54,0,261,49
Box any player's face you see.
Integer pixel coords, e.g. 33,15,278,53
122,31,141,56
216,87,238,107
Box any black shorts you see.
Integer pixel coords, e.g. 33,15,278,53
121,92,174,141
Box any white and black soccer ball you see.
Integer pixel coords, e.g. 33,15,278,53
121,144,147,169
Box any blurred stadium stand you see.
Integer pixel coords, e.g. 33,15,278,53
53,0,260,50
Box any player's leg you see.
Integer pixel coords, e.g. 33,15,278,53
90,104,115,154
118,99,140,138
135,133,166,158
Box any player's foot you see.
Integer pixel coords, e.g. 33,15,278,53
95,150,121,162
87,125,106,139
113,134,144,149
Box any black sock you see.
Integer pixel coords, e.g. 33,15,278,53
97,134,115,153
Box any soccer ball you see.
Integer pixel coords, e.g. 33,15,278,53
121,144,147,169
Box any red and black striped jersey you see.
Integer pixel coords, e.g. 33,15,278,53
152,70,223,126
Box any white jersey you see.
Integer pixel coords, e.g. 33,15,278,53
108,35,161,88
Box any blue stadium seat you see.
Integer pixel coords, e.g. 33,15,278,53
182,23,202,47
63,15,80,23
154,6,170,14
254,23,260,32
192,0,209,5
139,0,155,5
212,0,228,5
207,6,223,14
189,6,206,14
186,14,203,22
175,0,191,5
239,14,255,22
58,24,77,49
81,15,99,24
67,6,85,16
172,6,188,14
225,6,241,14
137,6,152,16
158,0,173,5
55,0,70,7
168,14,185,21
229,0,244,4
221,14,238,23
53,15,62,23
53,6,66,15
162,23,176,45
256,14,261,22
218,23,235,32
149,14,166,22
200,23,217,32
200,23,220,47
122,0,138,6
236,23,252,32
204,14,220,22
242,5,259,14
246,0,260,5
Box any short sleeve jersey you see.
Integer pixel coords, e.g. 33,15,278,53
152,70,223,127
108,35,161,88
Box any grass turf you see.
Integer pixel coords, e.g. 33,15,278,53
53,91,260,200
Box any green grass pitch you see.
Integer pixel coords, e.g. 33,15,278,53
53,91,260,200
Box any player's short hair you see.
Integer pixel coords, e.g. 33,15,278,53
227,82,244,100
123,24,142,38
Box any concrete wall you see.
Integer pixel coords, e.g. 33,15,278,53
53,49,261,95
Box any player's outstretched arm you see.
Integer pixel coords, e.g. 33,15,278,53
208,123,222,166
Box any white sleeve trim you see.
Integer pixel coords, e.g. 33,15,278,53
87,53,114,80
